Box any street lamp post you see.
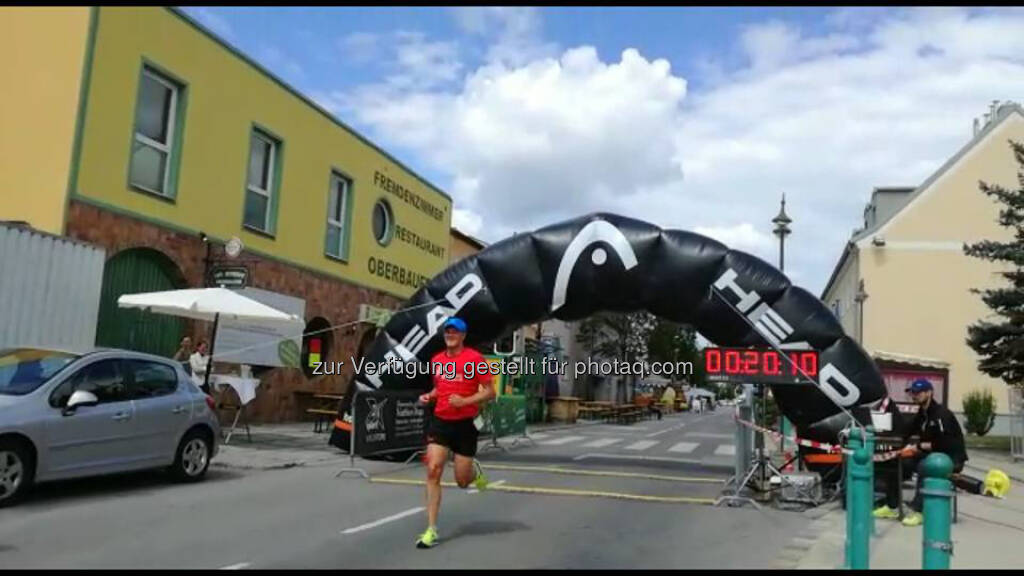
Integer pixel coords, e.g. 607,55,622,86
772,194,793,472
854,279,868,344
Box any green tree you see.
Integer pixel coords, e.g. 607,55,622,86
646,320,706,387
575,312,655,401
962,389,997,436
964,140,1024,389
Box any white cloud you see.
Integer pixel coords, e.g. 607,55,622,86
343,7,1024,296
339,32,380,64
695,223,775,257
450,7,558,66
453,209,484,237
191,8,236,42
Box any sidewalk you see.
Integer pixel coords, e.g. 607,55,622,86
209,420,581,471
792,449,1024,569
211,423,348,471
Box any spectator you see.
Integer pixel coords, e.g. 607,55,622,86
172,336,193,363
873,379,968,527
190,340,210,393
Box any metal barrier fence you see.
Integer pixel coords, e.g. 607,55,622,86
1011,387,1023,462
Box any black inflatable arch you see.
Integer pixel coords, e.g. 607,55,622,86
331,213,885,447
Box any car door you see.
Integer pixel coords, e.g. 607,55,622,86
125,359,190,465
43,358,138,479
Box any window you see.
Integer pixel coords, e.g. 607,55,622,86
832,300,842,319
126,360,178,399
0,349,79,396
372,199,394,246
244,129,279,233
130,67,181,196
49,359,128,408
325,173,351,259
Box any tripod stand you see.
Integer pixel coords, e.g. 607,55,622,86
718,383,792,509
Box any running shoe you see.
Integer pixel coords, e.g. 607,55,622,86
902,512,923,527
872,505,900,520
473,459,489,491
416,526,439,549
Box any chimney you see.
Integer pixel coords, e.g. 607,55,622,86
973,117,980,137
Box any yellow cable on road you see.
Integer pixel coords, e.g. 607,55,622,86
368,477,717,505
478,463,725,484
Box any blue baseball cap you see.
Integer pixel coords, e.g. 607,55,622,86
906,379,933,394
443,317,467,333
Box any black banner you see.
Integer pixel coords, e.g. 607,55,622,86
351,389,428,457
331,212,888,448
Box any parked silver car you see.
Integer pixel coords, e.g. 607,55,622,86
0,347,220,507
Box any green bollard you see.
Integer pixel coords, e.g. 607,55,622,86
866,426,876,536
921,453,954,570
845,428,872,569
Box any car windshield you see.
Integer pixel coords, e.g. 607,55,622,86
0,349,80,395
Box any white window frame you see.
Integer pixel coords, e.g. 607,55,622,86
373,199,393,246
245,131,277,233
326,173,349,258
131,68,178,196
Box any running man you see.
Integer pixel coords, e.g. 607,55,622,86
415,317,495,549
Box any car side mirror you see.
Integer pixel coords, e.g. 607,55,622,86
63,390,99,416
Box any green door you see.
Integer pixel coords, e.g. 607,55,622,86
95,248,186,357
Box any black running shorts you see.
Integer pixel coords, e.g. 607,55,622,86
426,415,479,457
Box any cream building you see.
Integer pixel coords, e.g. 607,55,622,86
823,101,1024,427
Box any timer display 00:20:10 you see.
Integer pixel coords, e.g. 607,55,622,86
703,348,819,378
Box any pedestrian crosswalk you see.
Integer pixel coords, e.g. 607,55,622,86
539,435,587,446
667,442,699,454
624,440,660,451
527,432,734,459
581,437,622,448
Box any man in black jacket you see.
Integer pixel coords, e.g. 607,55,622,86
874,379,968,527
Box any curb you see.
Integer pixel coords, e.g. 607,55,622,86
963,462,1024,484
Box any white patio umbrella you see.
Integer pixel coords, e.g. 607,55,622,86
117,287,303,390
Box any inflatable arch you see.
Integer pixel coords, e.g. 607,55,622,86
330,213,885,448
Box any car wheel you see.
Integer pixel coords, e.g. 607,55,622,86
171,429,211,483
0,439,34,508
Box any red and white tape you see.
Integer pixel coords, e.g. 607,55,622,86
732,413,905,462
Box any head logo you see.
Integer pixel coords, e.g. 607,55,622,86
551,221,638,311
365,397,388,433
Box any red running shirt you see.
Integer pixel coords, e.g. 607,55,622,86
430,347,491,421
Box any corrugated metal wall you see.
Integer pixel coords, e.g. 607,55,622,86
0,223,106,350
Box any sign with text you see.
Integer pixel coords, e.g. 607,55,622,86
208,266,249,288
214,287,305,368
352,389,428,457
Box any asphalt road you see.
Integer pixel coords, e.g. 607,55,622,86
0,409,809,569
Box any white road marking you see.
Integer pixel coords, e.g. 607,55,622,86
685,432,733,439
668,442,699,454
529,433,551,440
624,440,659,451
714,444,736,456
540,435,586,446
581,437,623,448
220,563,251,570
645,423,686,438
573,453,704,466
468,479,506,494
341,507,424,535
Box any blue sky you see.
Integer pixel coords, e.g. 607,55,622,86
182,6,1024,297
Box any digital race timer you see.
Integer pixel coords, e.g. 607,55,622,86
702,347,819,384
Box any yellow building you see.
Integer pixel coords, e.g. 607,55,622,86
0,7,453,421
822,102,1024,424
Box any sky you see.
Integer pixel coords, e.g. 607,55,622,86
183,6,1024,296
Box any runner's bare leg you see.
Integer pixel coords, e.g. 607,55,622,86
454,454,475,488
425,443,448,528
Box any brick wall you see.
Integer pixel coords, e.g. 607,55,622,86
66,200,401,422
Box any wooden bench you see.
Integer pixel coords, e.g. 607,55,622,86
307,408,337,433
